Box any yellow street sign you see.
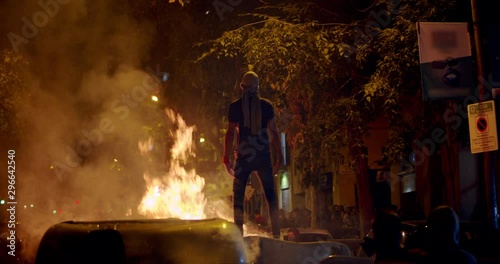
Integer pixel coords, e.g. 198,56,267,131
468,100,498,154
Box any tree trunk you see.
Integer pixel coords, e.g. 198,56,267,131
441,142,460,211
350,144,374,237
311,185,317,228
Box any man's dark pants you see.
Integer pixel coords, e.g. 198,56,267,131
232,154,280,238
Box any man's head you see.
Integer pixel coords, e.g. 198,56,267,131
427,205,460,247
240,71,259,92
287,228,300,242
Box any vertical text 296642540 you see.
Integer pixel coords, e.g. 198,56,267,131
5,150,18,258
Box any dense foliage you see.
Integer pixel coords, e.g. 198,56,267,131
197,0,464,176
194,0,468,233
0,0,474,235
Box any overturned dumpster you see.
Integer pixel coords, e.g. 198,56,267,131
35,218,247,264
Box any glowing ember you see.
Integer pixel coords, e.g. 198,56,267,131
138,108,206,219
138,136,153,156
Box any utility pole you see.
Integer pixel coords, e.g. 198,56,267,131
470,0,499,231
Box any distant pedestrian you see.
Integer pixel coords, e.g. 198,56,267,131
253,209,267,226
289,207,301,227
342,206,353,227
351,206,360,230
279,209,291,228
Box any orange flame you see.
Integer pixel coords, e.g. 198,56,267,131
138,108,206,219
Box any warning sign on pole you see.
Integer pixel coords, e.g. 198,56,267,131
468,100,498,154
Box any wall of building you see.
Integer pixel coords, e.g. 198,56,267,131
459,145,480,220
335,164,357,207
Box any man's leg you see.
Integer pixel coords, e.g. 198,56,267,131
233,160,251,236
257,160,280,238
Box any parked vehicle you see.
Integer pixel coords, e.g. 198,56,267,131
399,219,500,262
245,235,352,264
394,220,480,251
320,255,373,264
356,220,500,263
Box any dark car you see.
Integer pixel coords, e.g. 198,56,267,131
280,227,334,242
400,220,480,251
356,220,500,263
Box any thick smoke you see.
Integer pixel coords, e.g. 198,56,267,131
2,0,160,261
1,0,242,262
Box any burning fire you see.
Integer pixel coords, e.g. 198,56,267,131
137,108,207,219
